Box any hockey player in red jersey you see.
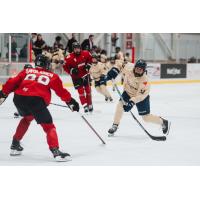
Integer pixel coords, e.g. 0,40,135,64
63,42,93,113
13,63,34,118
0,54,79,162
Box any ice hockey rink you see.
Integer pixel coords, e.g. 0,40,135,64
0,82,200,166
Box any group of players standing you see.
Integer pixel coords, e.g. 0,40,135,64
63,42,127,113
0,41,170,162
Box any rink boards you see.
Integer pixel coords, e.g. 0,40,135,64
0,62,200,89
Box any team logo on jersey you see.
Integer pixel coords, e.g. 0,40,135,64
23,87,28,92
143,81,148,86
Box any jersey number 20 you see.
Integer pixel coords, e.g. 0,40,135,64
24,74,50,85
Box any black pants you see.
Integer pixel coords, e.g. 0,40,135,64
13,94,53,124
72,75,91,89
94,76,107,87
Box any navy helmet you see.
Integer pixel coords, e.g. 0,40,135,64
35,54,51,70
72,42,81,50
135,59,147,70
92,53,99,59
72,42,81,55
134,59,147,77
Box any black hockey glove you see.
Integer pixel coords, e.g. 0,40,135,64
66,98,80,112
100,74,105,79
105,67,120,81
70,67,79,75
85,64,91,71
0,90,8,105
123,100,135,112
60,60,64,65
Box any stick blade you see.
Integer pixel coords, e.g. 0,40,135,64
151,135,167,141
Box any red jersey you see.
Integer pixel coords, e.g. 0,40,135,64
63,50,92,79
2,67,72,105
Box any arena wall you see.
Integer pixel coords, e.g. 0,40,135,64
1,63,200,89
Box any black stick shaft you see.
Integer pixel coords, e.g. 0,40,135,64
51,103,69,108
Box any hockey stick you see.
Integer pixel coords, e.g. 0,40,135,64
50,103,106,144
112,82,166,141
0,97,6,105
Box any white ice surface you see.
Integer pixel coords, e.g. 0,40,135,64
0,83,200,165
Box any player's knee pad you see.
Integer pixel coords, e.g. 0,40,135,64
34,108,53,124
19,116,33,128
73,78,83,89
40,123,56,133
77,87,84,94
85,85,91,92
86,92,91,96
24,115,34,123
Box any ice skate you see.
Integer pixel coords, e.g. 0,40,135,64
84,105,89,113
109,97,113,102
14,112,20,118
50,148,71,162
10,139,23,156
88,105,93,113
161,118,171,135
108,124,118,137
105,97,113,102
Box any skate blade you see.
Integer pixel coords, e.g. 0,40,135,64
84,110,101,114
55,156,72,162
14,116,20,119
105,101,113,103
108,133,115,137
10,150,22,156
